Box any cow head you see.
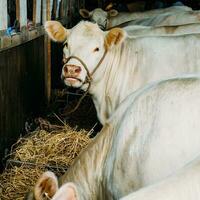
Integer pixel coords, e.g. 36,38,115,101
79,8,118,30
33,171,79,200
45,21,126,90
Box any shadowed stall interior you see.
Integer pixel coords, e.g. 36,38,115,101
0,37,45,170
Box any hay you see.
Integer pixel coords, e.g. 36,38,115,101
0,124,92,200
0,166,45,200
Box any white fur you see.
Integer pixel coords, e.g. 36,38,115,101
41,75,200,200
120,155,200,200
52,182,79,200
124,23,200,37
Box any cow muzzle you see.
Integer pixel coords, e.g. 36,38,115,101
62,64,82,81
62,56,93,87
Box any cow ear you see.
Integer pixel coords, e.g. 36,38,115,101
79,9,91,19
105,28,126,49
52,182,79,200
108,9,118,17
34,171,58,200
45,21,69,42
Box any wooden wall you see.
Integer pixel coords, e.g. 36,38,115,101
0,36,45,169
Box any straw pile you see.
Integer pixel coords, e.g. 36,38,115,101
0,124,92,200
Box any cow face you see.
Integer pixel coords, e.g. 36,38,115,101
45,21,125,89
79,8,118,30
33,171,79,200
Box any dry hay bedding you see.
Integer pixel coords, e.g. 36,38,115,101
0,125,92,200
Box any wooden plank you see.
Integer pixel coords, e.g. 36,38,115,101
0,36,46,168
16,0,28,29
59,0,64,19
0,36,11,49
0,0,8,31
0,27,45,51
52,0,57,19
33,0,37,25
33,0,42,26
63,0,69,25
44,0,51,104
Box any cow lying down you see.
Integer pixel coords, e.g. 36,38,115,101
120,155,200,200
45,21,200,125
30,75,200,200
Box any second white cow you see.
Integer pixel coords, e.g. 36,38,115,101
79,6,192,29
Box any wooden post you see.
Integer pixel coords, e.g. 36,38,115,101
43,0,51,104
33,0,42,26
16,0,27,30
0,0,8,31
52,0,57,19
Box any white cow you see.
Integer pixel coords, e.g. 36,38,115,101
117,12,200,28
32,75,200,200
79,6,192,29
45,21,200,125
124,23,200,37
120,155,200,200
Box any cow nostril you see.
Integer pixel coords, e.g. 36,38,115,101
75,67,81,73
63,66,68,73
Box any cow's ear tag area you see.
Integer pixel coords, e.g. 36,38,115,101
45,21,69,42
52,182,79,200
34,171,58,200
104,28,126,49
79,9,91,19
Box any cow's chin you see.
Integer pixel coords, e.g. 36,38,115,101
63,77,83,88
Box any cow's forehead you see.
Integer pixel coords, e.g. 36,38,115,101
92,8,107,17
69,21,105,43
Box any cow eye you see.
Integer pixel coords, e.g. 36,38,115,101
93,47,99,52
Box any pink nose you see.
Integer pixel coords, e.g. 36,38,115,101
63,64,82,76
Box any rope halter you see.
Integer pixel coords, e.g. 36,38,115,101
62,49,107,115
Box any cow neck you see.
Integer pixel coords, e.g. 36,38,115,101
60,123,115,200
63,50,108,115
